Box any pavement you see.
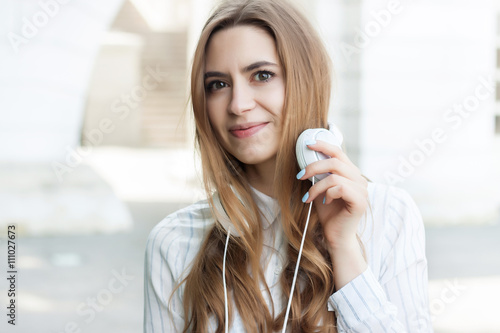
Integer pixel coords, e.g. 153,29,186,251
1,147,499,333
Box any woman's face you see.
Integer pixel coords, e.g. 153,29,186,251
204,25,285,168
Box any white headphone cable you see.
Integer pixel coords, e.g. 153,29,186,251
222,180,315,333
223,229,231,333
282,178,315,333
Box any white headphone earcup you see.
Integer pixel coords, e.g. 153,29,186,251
296,126,343,183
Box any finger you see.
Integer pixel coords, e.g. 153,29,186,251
304,140,356,169
297,157,365,185
303,173,367,205
321,180,368,210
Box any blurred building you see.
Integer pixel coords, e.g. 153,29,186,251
83,0,191,148
1,0,499,235
319,0,500,225
0,0,132,235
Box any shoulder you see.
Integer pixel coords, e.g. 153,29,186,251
366,182,423,228
145,199,215,278
362,183,426,276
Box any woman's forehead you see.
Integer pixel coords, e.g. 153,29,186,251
204,25,280,72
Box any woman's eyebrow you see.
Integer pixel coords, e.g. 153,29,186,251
242,61,278,72
204,61,278,80
204,71,228,80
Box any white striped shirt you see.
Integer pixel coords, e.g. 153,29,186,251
144,182,433,332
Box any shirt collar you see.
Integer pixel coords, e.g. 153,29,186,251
249,186,280,230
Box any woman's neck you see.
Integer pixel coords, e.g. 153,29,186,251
244,156,277,198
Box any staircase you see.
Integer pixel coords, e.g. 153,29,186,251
140,31,189,147
111,0,190,148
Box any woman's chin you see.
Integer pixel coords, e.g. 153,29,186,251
236,153,277,168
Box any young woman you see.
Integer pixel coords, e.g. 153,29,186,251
144,0,432,332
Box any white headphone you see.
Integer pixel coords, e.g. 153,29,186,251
214,122,343,235
296,122,344,183
216,123,343,332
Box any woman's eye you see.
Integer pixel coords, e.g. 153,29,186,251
254,71,274,82
206,81,227,92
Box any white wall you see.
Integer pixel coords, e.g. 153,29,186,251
318,0,500,225
0,0,134,235
0,0,125,162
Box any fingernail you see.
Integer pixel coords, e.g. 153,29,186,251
305,139,316,146
301,192,309,203
296,169,306,179
322,196,326,204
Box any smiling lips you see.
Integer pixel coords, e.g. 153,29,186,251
229,122,269,138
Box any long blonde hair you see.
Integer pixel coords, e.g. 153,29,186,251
181,0,337,331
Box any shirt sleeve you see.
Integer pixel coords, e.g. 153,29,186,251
328,186,433,332
143,222,185,333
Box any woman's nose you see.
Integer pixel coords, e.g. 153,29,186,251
228,82,256,115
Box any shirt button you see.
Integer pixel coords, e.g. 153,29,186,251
274,266,282,275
